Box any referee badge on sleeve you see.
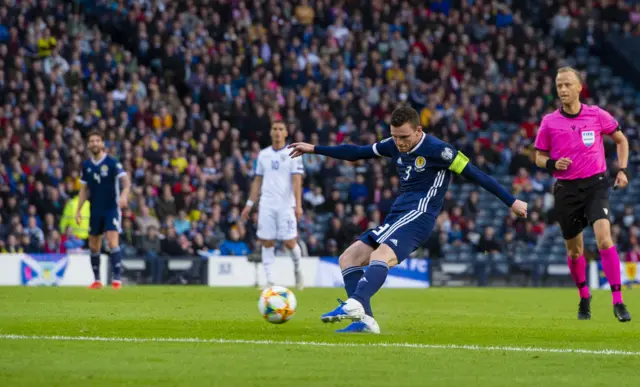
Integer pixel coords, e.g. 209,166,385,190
581,131,595,147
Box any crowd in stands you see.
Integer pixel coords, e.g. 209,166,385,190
1,0,640,270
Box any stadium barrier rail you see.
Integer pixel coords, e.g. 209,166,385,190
11,254,638,289
0,254,431,288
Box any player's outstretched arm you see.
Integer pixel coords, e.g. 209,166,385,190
457,162,528,218
288,142,377,162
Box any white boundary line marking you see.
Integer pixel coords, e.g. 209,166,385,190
0,334,638,356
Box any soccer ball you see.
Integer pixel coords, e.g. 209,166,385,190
258,285,297,324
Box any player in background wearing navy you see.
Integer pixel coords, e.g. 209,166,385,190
289,106,528,333
76,131,131,289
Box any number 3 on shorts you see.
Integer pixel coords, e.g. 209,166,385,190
372,223,390,236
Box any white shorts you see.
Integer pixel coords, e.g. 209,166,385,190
257,206,297,241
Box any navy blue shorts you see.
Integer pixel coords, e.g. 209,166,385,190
359,209,436,263
89,208,121,236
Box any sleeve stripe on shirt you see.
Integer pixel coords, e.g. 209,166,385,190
117,172,127,178
372,143,381,157
449,152,469,175
79,180,87,185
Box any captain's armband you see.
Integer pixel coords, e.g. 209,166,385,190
448,151,469,175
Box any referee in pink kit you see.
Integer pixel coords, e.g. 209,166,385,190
535,66,631,322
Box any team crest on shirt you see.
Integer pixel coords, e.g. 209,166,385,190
441,147,454,161
581,131,595,146
414,156,426,172
100,165,109,176
280,154,287,162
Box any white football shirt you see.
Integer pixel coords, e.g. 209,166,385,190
256,146,305,208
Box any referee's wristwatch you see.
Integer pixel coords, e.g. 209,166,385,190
619,168,630,179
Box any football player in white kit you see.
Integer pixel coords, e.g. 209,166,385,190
241,121,305,289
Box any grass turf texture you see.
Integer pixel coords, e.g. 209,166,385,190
0,287,638,387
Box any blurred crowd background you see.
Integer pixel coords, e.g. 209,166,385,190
2,0,640,283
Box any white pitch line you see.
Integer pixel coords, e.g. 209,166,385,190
0,334,638,357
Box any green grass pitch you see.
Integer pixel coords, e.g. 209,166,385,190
0,287,638,386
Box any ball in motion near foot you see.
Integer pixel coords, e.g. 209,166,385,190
258,286,297,324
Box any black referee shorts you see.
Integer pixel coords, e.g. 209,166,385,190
553,173,611,240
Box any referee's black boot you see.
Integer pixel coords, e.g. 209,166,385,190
613,303,631,323
578,296,591,320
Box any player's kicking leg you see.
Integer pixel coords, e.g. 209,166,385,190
88,234,103,289
283,239,303,290
331,241,380,334
322,229,384,324
323,210,435,333
320,243,395,333
593,219,631,322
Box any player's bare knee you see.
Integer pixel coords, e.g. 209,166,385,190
283,239,297,250
564,233,584,259
261,240,275,248
105,232,119,249
370,244,398,268
339,242,373,268
596,237,614,251
565,242,583,259
567,249,583,259
339,251,360,268
593,220,614,250
88,237,101,253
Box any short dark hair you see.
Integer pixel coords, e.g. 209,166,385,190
271,120,286,127
87,130,103,141
390,105,420,128
557,66,583,83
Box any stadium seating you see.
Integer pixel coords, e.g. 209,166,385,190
1,0,639,285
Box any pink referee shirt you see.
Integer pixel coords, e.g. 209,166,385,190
534,104,619,180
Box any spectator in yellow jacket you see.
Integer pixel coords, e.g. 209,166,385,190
59,195,90,240
38,28,56,58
